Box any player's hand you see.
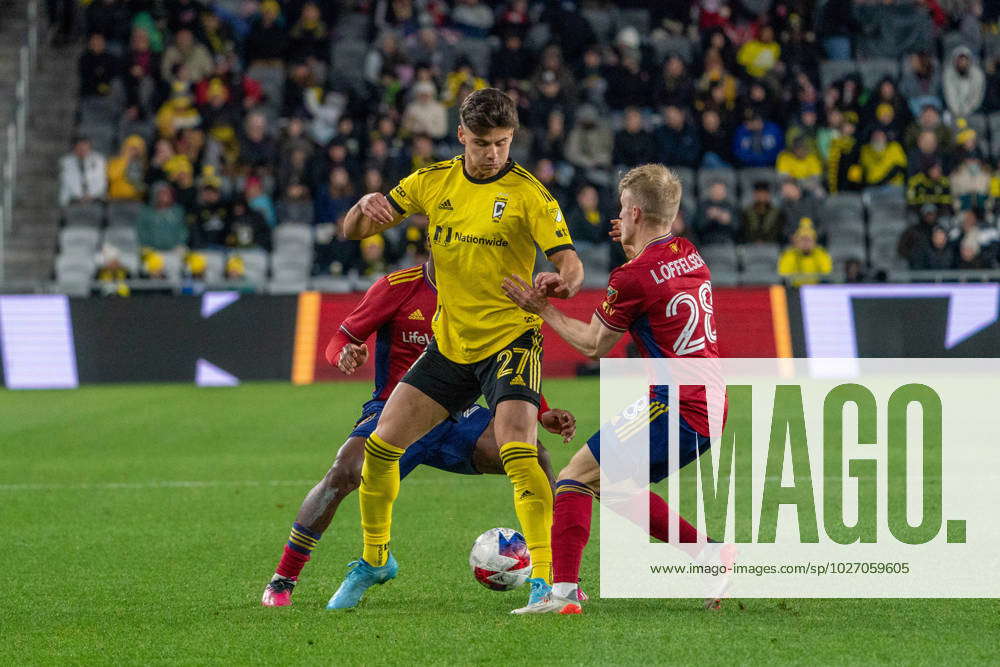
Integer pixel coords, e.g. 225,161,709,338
501,274,549,314
358,192,396,226
337,343,369,374
609,218,623,243
609,218,637,259
534,272,570,298
540,408,576,443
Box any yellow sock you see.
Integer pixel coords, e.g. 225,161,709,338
359,433,405,566
499,441,554,583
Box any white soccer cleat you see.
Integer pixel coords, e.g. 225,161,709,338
510,594,582,615
696,542,738,610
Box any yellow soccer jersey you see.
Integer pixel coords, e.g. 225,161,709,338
387,156,574,363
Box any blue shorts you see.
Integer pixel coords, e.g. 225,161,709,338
349,400,492,478
586,392,711,484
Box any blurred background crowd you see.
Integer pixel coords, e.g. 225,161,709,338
51,0,1000,294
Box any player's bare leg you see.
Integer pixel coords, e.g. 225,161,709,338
328,383,448,609
262,437,366,606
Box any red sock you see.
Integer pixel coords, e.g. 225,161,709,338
275,545,310,579
552,480,595,584
274,522,322,579
647,491,705,558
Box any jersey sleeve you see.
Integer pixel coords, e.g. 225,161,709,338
594,268,643,333
526,185,574,257
386,169,426,217
337,277,399,344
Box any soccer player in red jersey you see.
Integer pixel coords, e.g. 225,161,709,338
503,164,730,614
261,258,577,606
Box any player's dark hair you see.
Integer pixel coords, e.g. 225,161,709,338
459,88,519,135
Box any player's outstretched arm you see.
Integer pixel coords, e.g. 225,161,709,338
502,274,622,360
343,192,406,240
534,248,584,299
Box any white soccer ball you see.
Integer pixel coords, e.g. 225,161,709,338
468,527,532,591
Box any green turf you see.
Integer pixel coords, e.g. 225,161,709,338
1,379,995,665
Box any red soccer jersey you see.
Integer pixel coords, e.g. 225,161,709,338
594,234,720,434
335,264,437,401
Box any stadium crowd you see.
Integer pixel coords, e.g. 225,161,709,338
54,0,1000,293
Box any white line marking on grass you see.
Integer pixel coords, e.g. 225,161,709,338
0,477,447,491
0,480,318,491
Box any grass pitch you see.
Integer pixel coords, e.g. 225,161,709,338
1,379,995,665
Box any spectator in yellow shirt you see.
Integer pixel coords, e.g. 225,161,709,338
737,25,781,79
106,135,147,201
776,134,824,196
860,128,908,188
778,219,833,286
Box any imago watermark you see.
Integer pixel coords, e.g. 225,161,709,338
598,358,1000,598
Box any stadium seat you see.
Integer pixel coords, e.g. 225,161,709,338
739,268,779,285
102,224,138,251
858,58,900,89
869,235,906,271
524,23,551,52
827,238,867,265
650,34,695,64
106,201,143,228
55,253,95,293
581,7,614,42
77,122,117,155
235,249,269,284
671,166,696,200
279,200,315,226
273,223,313,257
270,250,311,279
823,192,864,220
330,40,370,83
942,31,979,59
59,226,100,256
63,202,105,228
697,168,737,200
709,268,739,286
616,8,650,34
699,242,739,273
268,278,309,295
455,39,492,78
740,242,781,271
310,276,353,293
989,112,1000,157
737,168,778,205
335,11,370,41
246,63,286,109
196,250,225,282
820,59,859,89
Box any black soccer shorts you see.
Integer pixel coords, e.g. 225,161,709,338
401,328,543,418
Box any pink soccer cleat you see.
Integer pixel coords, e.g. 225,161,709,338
261,576,296,606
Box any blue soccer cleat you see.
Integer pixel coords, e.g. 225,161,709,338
526,577,552,606
326,554,398,610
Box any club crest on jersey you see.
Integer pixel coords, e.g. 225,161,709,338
670,241,680,252
491,194,509,223
606,286,619,304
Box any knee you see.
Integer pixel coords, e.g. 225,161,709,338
321,463,360,500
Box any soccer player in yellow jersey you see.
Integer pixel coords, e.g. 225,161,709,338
327,88,584,610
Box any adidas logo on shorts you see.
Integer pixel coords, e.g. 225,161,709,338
510,374,526,386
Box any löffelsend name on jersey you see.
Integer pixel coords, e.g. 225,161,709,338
649,251,707,284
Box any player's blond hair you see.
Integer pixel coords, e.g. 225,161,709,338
618,164,682,224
